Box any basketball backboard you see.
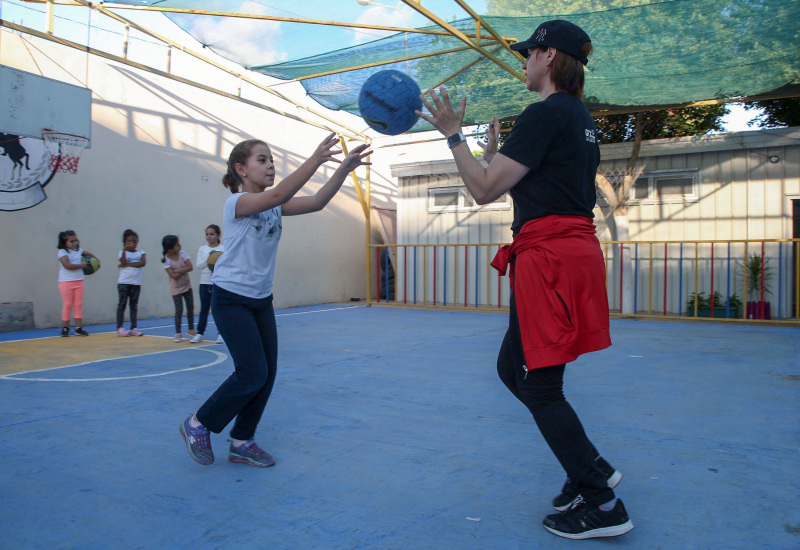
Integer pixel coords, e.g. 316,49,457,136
0,65,91,144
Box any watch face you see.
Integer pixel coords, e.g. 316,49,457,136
447,134,464,147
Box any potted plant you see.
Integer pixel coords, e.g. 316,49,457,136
741,253,773,319
686,291,741,318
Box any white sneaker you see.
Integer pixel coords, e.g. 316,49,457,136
216,335,225,344
174,333,182,342
190,333,204,343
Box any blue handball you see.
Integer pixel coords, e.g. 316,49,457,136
358,70,422,135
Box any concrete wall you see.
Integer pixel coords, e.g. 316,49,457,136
0,30,376,329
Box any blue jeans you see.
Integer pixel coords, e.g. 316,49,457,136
196,285,278,440
196,283,213,335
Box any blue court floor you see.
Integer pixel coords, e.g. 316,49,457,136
0,304,798,549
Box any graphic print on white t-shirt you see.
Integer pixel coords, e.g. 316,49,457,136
248,208,281,242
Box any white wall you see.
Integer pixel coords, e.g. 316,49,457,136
0,30,374,329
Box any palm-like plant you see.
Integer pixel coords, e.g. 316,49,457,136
741,253,773,296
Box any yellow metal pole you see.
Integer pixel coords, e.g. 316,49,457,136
45,0,54,35
365,161,372,306
453,246,458,306
399,0,524,82
393,245,398,302
648,243,653,314
423,245,428,305
743,242,748,309
694,244,699,317
292,43,499,82
93,4,502,39
85,2,369,140
0,19,364,140
486,245,491,308
430,44,504,90
453,0,525,61
339,137,370,219
796,241,799,319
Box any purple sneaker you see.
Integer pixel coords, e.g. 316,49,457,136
179,414,214,465
228,439,275,468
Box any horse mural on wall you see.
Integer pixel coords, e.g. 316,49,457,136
0,133,56,211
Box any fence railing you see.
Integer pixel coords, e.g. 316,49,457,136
368,239,800,324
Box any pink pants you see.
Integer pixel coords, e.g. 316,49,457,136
59,280,85,321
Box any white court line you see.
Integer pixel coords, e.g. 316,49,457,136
0,347,228,382
125,305,362,330
0,305,363,344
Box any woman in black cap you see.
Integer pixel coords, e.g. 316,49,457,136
417,19,634,540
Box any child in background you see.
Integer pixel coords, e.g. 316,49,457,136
192,224,224,344
161,235,197,342
117,229,146,336
57,230,99,336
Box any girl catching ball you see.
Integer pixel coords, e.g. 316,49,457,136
179,132,370,468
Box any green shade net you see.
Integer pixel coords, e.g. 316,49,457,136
108,0,800,132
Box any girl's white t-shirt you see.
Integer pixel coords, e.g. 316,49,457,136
58,248,85,282
118,249,146,285
211,193,281,299
196,243,225,286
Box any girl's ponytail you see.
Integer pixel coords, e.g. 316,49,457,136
161,234,178,263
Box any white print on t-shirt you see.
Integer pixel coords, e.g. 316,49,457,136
585,129,596,143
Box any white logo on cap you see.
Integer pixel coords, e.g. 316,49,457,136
535,28,547,41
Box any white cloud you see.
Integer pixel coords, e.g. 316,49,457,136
351,5,411,46
182,1,285,67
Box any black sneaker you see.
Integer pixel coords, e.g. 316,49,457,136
61,327,69,337
75,327,89,336
552,456,622,511
543,498,633,539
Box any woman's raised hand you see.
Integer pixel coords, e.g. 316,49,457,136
477,116,499,161
416,86,467,137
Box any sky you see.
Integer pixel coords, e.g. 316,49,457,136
1,0,761,131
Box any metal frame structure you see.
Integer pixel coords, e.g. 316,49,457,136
9,1,800,315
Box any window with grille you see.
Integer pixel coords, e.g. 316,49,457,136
596,169,699,206
428,186,511,213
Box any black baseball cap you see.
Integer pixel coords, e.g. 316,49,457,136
510,20,591,65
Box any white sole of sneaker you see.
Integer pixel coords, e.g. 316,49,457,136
228,454,275,468
544,520,634,539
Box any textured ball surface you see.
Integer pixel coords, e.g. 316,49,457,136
207,250,223,272
82,255,99,275
359,70,422,135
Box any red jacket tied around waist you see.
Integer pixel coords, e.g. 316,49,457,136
492,215,611,369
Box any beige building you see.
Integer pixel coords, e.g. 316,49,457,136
390,127,800,318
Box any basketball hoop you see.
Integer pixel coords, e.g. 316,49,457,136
42,129,90,174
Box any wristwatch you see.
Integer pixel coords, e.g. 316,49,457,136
447,132,467,149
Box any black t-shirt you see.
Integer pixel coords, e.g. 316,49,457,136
499,92,600,235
